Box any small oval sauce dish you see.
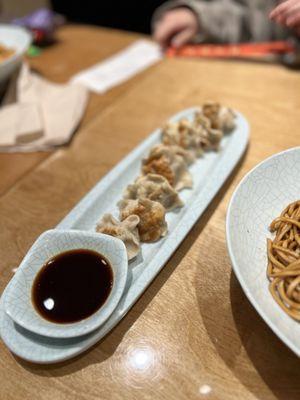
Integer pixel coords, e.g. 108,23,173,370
3,229,128,338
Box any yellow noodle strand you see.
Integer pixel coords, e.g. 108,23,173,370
267,201,300,321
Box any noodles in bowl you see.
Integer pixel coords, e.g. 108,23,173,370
0,43,15,63
267,200,300,320
0,24,31,84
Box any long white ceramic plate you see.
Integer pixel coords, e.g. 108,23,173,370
0,107,249,363
227,147,300,356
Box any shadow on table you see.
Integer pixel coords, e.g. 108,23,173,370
198,269,300,400
17,150,248,377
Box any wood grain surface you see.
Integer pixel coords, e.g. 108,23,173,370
1,25,300,400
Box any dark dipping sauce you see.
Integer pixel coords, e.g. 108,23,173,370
32,249,113,324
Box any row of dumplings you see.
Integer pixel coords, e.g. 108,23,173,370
96,102,236,260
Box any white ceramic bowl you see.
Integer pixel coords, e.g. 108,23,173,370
3,229,128,338
226,147,300,356
0,24,32,85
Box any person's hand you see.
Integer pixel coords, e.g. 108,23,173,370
270,0,300,35
153,8,199,48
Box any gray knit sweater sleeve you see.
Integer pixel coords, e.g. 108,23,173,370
152,0,289,43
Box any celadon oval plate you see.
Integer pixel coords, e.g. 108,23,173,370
0,107,249,363
227,147,300,356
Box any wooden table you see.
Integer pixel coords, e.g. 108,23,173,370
1,24,300,400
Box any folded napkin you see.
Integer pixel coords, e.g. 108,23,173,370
0,63,88,152
71,40,162,94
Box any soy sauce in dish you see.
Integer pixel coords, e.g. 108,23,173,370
32,249,113,324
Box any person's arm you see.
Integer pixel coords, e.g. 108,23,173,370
153,0,250,45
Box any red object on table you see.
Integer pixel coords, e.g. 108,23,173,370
31,28,46,44
166,41,295,59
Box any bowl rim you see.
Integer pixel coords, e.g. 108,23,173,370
226,146,300,357
0,24,32,68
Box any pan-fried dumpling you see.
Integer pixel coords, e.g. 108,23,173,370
142,144,193,191
193,111,223,150
193,113,214,150
118,198,167,242
218,106,236,132
195,124,223,150
198,101,236,133
171,144,195,166
194,112,211,131
123,174,183,211
96,213,140,260
161,119,203,157
201,101,220,129
206,128,223,149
